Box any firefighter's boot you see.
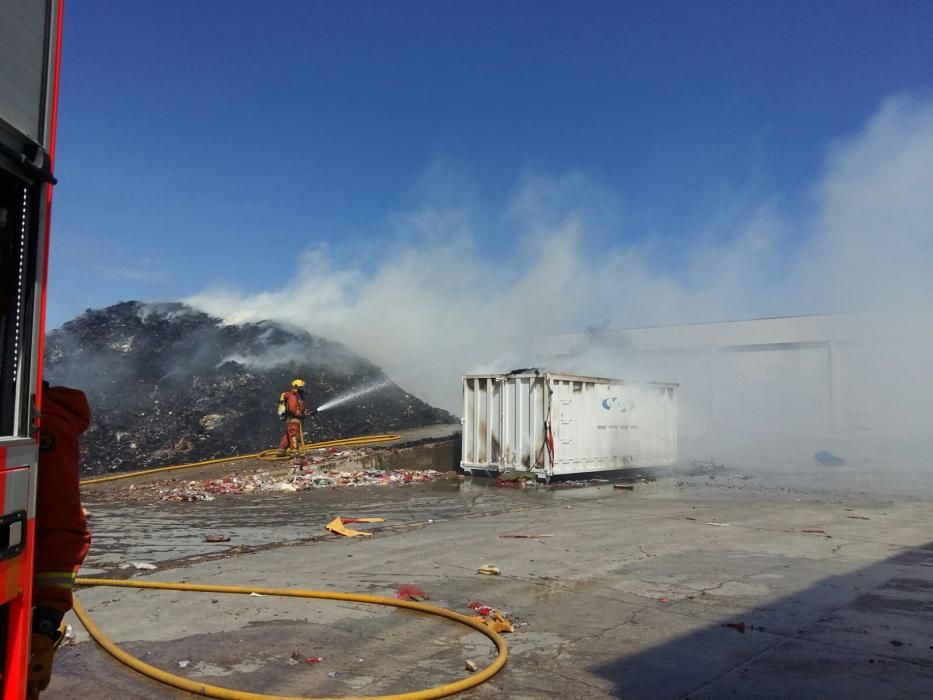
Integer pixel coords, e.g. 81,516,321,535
27,627,64,699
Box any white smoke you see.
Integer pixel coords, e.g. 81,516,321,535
186,94,933,425
218,347,307,371
790,94,933,312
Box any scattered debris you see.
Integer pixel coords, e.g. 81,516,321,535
847,515,870,520
689,459,725,475
326,671,344,679
204,534,231,543
465,660,478,673
397,585,430,601
490,471,629,489
118,467,449,504
472,611,514,633
249,592,266,597
178,660,190,668
658,597,670,603
684,517,697,521
499,534,553,539
496,470,537,487
706,522,730,527
890,639,904,647
814,451,845,466
469,601,494,616
291,651,323,664
124,561,156,571
613,484,635,491
326,516,385,538
467,601,514,633
801,529,827,534
477,565,501,576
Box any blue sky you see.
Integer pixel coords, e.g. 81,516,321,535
48,0,933,328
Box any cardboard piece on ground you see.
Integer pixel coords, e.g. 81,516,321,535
470,611,514,633
326,516,385,538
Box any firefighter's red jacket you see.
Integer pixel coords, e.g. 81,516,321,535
284,389,305,419
34,386,91,613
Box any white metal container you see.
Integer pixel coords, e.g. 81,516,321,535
461,369,677,479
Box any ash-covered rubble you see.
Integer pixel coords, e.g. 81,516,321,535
44,301,456,475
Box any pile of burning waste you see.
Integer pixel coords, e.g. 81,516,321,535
44,301,456,475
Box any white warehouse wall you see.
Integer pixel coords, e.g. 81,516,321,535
532,311,933,467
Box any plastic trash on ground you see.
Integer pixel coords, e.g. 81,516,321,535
397,585,430,601
467,601,515,633
468,601,493,616
124,561,156,571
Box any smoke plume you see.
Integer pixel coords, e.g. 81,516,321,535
186,95,933,467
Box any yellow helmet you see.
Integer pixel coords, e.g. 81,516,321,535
291,379,305,389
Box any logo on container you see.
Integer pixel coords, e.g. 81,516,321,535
601,396,630,412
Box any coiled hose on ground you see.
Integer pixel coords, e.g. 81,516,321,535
75,435,507,699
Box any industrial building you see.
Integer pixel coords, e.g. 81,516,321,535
532,311,933,465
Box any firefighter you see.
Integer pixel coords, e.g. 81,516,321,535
29,385,92,699
276,378,310,456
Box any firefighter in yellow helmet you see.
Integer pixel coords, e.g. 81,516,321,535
276,379,311,456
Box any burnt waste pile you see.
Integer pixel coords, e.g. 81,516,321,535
44,302,456,475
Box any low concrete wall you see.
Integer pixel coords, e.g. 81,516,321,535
373,437,461,472
319,437,461,474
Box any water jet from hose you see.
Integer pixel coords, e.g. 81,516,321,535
316,379,392,412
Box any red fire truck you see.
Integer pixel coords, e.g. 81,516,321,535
0,0,64,696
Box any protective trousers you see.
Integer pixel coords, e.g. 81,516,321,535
279,418,302,452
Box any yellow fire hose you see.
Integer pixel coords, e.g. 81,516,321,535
74,435,508,698
73,579,507,700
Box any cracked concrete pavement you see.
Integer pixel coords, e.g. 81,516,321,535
47,463,933,699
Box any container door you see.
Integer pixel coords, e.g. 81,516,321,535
461,376,503,470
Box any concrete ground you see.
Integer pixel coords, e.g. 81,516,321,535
48,461,933,699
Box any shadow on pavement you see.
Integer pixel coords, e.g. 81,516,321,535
590,543,933,699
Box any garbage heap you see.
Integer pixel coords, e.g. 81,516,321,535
44,301,456,475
